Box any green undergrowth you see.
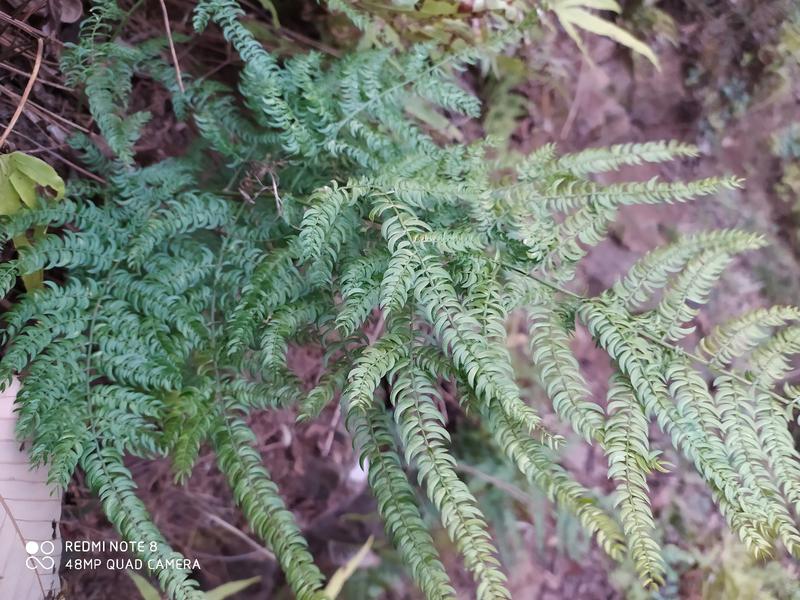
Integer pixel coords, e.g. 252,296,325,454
2,1,800,598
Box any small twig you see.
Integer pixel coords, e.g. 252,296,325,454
206,513,275,561
158,0,185,93
0,32,30,66
0,9,61,45
0,37,42,149
455,463,533,506
560,56,586,140
268,170,283,215
16,144,61,154
321,403,341,457
0,83,90,133
0,61,72,92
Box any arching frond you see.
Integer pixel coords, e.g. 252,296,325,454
602,376,666,588
212,418,327,599
3,2,798,598
715,377,800,557
611,230,765,311
82,448,204,600
345,399,456,600
553,140,699,176
527,304,604,441
699,306,800,368
391,357,509,599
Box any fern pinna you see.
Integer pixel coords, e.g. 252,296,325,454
2,1,800,597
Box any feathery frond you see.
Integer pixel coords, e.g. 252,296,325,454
2,2,798,597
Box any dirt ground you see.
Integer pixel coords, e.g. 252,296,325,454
1,0,799,598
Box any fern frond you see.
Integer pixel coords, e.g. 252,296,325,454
325,0,373,30
749,325,800,387
611,230,766,310
127,193,231,268
224,247,305,354
90,384,164,457
754,386,800,536
474,395,626,561
164,386,214,483
212,417,326,599
257,297,325,375
344,398,456,600
578,300,780,557
665,359,774,555
4,2,797,595
528,304,604,441
297,182,359,263
602,376,666,588
380,248,418,315
552,140,698,176
2,279,94,343
61,4,155,164
297,361,349,422
536,201,616,282
645,250,738,342
16,231,118,275
716,377,800,556
699,306,800,368
336,253,386,335
534,176,739,281
82,447,204,599
0,309,90,381
391,356,510,600
413,255,546,440
515,143,558,181
542,174,742,213
342,330,409,413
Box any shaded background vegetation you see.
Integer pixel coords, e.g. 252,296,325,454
0,0,798,597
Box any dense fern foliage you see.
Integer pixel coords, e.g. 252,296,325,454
3,1,800,597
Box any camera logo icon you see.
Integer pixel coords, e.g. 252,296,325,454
25,540,56,571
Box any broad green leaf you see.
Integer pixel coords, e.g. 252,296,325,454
0,172,21,215
550,1,660,69
557,0,621,9
418,1,458,16
323,536,374,599
484,57,529,141
406,97,464,141
9,171,37,208
0,152,66,291
10,152,65,200
127,570,162,600
204,576,261,600
256,0,279,26
13,234,42,291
